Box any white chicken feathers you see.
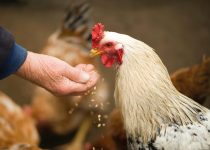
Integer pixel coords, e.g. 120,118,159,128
98,31,210,150
128,112,210,150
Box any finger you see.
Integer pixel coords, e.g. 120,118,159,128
85,64,95,71
85,70,100,89
75,64,86,70
66,65,90,83
75,64,95,72
69,82,89,93
51,79,88,96
69,71,99,94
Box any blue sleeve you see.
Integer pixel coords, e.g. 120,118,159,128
0,27,28,79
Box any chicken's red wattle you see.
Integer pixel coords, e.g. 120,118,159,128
101,54,115,68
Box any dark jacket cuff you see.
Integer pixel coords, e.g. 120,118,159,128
0,43,27,79
0,26,15,64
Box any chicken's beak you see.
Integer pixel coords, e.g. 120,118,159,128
90,49,102,57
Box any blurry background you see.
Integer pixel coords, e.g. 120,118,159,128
0,0,209,105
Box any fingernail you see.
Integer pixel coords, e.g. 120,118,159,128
80,72,90,83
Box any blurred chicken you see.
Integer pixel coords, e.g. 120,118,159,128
2,144,40,150
171,56,210,105
31,0,110,141
87,56,210,150
54,117,91,150
0,91,40,149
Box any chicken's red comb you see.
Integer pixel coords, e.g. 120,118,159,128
92,23,105,49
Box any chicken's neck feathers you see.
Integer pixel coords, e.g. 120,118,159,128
114,37,207,143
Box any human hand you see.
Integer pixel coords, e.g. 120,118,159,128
16,52,99,96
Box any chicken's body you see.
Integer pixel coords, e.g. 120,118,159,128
114,34,210,150
0,91,40,149
91,24,210,150
88,57,210,150
171,57,210,105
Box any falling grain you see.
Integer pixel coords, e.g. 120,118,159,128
98,114,101,121
68,108,74,114
94,86,97,90
75,103,79,107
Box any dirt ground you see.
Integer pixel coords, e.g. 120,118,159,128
0,0,210,105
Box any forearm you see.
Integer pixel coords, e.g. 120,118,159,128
15,52,43,86
15,51,58,90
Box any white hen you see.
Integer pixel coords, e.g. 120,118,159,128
90,23,210,150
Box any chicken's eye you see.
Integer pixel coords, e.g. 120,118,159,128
105,42,113,47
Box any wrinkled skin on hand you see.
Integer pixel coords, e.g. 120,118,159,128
16,52,99,96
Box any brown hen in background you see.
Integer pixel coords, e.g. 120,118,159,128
30,1,111,148
0,91,40,150
171,56,210,105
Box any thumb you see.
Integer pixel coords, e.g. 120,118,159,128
67,66,90,83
